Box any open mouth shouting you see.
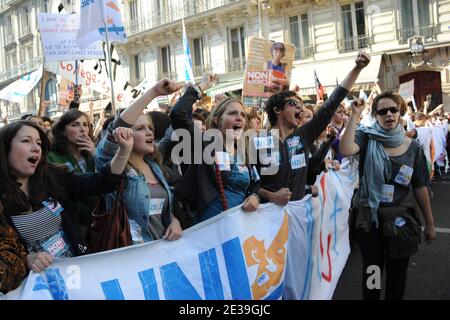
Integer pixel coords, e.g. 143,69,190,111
27,156,39,166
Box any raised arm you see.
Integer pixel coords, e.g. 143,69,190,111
339,99,364,156
300,52,371,148
120,78,182,126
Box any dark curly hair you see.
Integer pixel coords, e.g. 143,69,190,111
51,109,93,158
265,90,301,127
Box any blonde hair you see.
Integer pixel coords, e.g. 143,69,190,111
207,98,248,131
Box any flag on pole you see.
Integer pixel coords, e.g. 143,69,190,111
0,69,43,104
359,89,368,102
314,69,324,101
76,0,127,50
182,19,195,83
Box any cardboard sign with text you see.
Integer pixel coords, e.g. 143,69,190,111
243,38,295,108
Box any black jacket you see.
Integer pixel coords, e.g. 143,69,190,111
4,164,122,257
171,86,260,222
256,85,349,201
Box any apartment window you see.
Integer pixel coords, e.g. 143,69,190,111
5,15,14,43
21,7,30,36
228,26,245,71
340,2,369,52
129,0,138,20
160,45,172,76
289,14,312,60
5,49,16,70
399,0,435,42
192,37,204,67
24,42,33,62
133,55,141,81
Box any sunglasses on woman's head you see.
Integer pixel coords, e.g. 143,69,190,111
375,106,399,116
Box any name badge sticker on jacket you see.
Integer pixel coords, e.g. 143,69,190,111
42,231,70,257
215,151,231,171
381,184,395,203
42,200,63,217
149,198,165,216
251,166,261,182
394,165,414,186
253,136,274,150
291,153,306,170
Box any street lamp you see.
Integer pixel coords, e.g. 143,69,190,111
258,0,271,38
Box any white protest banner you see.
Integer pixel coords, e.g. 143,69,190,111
47,60,130,108
77,0,127,50
37,13,104,62
399,79,415,99
2,164,357,300
0,68,43,104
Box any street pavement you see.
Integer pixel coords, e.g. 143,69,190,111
333,176,450,300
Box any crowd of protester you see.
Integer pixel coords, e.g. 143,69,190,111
0,51,447,300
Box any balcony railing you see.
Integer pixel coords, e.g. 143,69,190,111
226,57,246,72
157,71,178,80
125,0,242,36
5,33,15,46
20,25,31,38
397,24,439,44
339,34,373,53
0,56,43,83
193,64,212,77
294,45,315,60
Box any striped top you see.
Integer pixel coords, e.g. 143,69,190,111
11,202,74,258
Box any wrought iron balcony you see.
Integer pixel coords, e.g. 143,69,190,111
157,71,178,80
339,34,373,53
294,45,315,60
125,0,243,36
397,24,439,44
193,64,212,77
226,57,246,72
5,33,15,46
0,56,43,83
20,25,31,38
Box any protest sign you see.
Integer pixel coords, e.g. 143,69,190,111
243,38,295,108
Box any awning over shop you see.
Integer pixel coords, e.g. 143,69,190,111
204,79,243,96
290,54,382,95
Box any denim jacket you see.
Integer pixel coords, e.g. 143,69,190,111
95,117,173,242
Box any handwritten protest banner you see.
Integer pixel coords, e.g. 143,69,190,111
37,13,104,62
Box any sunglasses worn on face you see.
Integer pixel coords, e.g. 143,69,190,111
375,106,399,116
284,99,301,107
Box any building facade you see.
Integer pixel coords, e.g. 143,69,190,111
1,0,450,120
119,0,450,110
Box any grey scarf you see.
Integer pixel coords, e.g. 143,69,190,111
357,122,405,227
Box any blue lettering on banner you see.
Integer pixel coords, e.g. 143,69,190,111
200,248,224,300
45,268,68,300
160,263,202,300
81,0,95,9
138,268,159,300
101,279,125,300
222,238,252,300
32,276,49,291
31,237,253,300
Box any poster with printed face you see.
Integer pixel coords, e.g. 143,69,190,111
58,78,75,108
243,37,295,108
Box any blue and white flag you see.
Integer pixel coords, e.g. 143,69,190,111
182,19,195,83
76,0,126,50
0,69,43,103
359,89,368,102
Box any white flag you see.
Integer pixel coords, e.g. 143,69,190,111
76,0,126,50
0,69,43,103
182,19,195,83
